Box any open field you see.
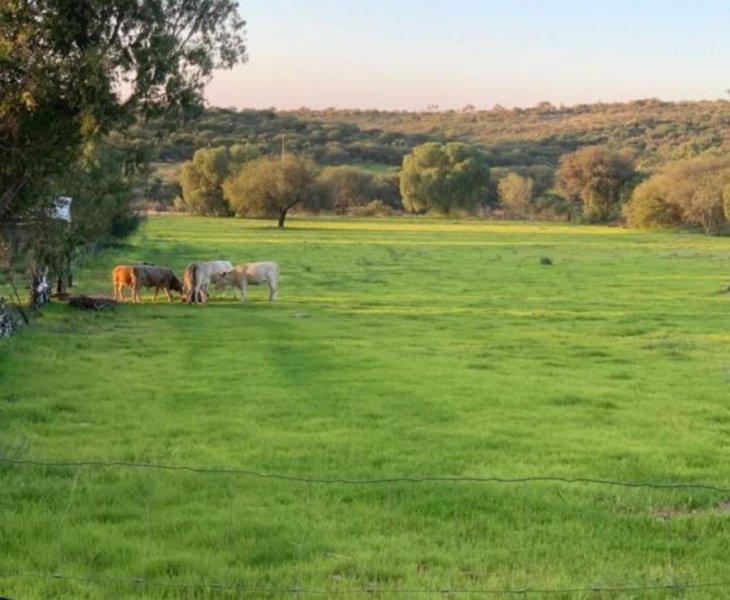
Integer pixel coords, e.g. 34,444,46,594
2,216,730,598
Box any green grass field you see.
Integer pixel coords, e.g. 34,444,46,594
2,216,730,598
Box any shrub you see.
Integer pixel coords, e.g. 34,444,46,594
623,181,683,229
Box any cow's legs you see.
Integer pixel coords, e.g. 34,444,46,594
268,278,278,301
152,287,160,302
164,287,172,302
194,284,206,304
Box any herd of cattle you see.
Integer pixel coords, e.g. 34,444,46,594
112,260,280,304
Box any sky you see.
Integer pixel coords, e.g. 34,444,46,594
204,1,730,111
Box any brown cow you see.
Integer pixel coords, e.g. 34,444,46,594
132,264,183,303
112,264,183,302
112,265,135,302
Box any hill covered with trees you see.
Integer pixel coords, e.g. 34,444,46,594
138,99,730,232
145,99,730,172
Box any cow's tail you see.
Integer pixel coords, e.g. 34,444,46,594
190,262,200,303
183,263,194,303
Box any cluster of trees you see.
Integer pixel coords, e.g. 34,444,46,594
495,147,730,234
136,99,730,180
142,99,730,233
176,147,401,226
297,100,730,170
177,138,730,234
129,108,435,167
624,155,730,234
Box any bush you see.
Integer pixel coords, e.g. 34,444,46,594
623,181,683,229
349,199,394,217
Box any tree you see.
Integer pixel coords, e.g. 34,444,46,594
223,155,320,227
317,166,376,214
1,0,246,238
178,146,232,216
229,143,261,167
624,155,730,234
399,142,490,215
498,172,534,216
623,179,683,229
556,146,636,222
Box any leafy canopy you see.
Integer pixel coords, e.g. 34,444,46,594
625,154,730,234
223,155,320,227
556,146,636,223
399,142,490,215
0,0,246,223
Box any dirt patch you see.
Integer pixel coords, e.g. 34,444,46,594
68,295,118,310
652,498,730,520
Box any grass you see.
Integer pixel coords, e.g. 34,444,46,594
2,216,730,598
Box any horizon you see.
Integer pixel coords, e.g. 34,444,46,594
205,1,730,112
204,95,730,113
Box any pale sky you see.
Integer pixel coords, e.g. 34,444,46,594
204,1,730,111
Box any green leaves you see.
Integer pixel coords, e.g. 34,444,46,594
1,0,246,226
399,142,490,215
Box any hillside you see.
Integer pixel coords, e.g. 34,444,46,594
136,99,730,174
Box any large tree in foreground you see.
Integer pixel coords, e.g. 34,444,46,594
1,0,246,225
399,142,490,215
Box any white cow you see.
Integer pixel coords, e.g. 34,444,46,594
183,260,233,303
216,261,280,302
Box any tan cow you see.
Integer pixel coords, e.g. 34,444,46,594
216,261,280,302
182,260,233,303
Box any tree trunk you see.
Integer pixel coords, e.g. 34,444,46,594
278,198,302,228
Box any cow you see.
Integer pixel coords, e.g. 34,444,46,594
130,264,184,303
182,260,233,303
112,265,135,301
215,261,280,302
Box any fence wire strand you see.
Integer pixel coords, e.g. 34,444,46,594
1,457,728,492
3,457,729,597
2,571,730,596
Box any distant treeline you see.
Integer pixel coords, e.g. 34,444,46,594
132,100,730,233
130,99,730,171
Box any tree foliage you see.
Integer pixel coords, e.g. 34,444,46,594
223,155,320,227
318,166,378,213
1,0,246,227
622,180,683,230
556,146,636,222
178,147,232,216
399,143,490,214
624,155,730,234
498,172,534,216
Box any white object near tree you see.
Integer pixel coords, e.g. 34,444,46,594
51,196,72,222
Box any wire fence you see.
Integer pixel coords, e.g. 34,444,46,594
3,570,730,597
2,456,730,597
2,457,729,492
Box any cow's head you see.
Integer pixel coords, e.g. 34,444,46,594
170,275,184,295
213,270,233,288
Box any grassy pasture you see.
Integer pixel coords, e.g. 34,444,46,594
2,216,730,598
